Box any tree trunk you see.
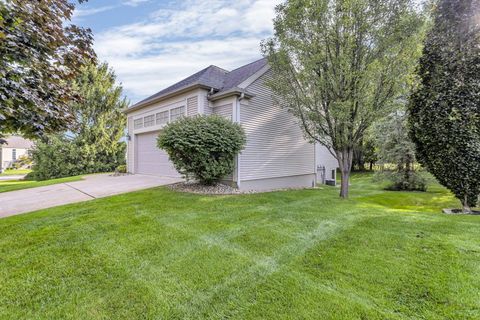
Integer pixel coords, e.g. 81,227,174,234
462,195,473,214
404,157,412,182
340,170,350,198
336,148,353,199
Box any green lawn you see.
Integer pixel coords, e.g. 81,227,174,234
0,174,478,319
0,175,84,193
0,168,31,176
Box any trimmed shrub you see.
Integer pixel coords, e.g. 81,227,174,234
157,115,246,185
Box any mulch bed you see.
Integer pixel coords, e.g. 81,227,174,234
167,181,315,195
167,182,255,195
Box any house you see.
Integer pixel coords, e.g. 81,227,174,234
125,58,338,190
0,135,35,173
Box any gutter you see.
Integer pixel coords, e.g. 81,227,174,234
207,87,255,102
123,83,215,114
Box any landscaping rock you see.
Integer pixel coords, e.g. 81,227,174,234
442,208,480,215
167,182,254,195
167,181,318,195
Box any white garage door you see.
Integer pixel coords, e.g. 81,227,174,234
135,131,180,177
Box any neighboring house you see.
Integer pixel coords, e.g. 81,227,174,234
0,135,35,173
125,58,338,190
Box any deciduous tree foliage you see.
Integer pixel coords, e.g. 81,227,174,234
0,0,95,139
28,63,127,180
262,0,425,198
408,0,480,212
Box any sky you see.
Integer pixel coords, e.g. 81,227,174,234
71,0,280,104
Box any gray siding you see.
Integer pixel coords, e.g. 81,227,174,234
203,95,212,115
213,103,233,120
127,116,134,173
187,96,198,117
240,71,315,181
316,144,338,183
212,103,233,181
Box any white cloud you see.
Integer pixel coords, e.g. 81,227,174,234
93,0,281,102
122,0,150,6
107,37,265,97
72,5,116,19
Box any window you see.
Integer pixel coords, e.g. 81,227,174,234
12,149,16,161
170,106,185,121
144,115,155,127
134,118,143,129
156,110,169,125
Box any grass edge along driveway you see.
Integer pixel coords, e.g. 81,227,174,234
0,175,84,193
0,169,32,176
0,173,478,319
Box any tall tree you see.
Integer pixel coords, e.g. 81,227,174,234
262,0,425,198
29,63,128,180
70,63,128,165
408,0,480,213
0,0,95,140
373,110,426,191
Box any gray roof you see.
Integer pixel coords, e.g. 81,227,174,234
130,57,268,109
2,136,35,149
221,58,268,91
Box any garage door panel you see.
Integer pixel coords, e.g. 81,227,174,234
135,131,180,177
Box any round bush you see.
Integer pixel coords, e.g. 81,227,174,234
157,115,246,185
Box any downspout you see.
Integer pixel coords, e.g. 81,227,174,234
236,93,244,189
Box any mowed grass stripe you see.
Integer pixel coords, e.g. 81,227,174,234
0,173,479,319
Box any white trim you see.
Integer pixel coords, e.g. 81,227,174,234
132,101,185,134
231,100,237,122
198,93,204,114
236,98,241,187
238,64,271,89
126,84,211,113
132,99,185,118
133,134,138,173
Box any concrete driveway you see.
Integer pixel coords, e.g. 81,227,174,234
0,174,182,218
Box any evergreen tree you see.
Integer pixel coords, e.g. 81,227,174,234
408,0,480,212
70,63,128,168
29,63,128,180
374,110,426,191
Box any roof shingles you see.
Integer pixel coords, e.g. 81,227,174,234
2,136,35,149
130,58,268,109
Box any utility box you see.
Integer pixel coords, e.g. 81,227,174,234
325,179,336,186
